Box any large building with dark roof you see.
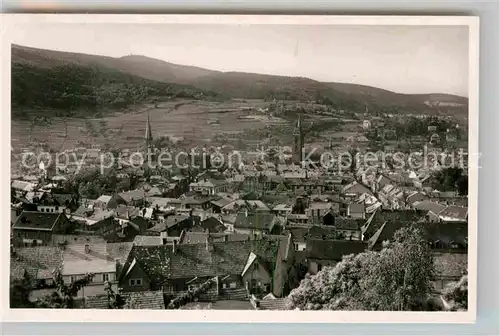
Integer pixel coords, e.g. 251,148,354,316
12,211,72,247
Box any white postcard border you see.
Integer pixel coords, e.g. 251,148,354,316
0,14,479,324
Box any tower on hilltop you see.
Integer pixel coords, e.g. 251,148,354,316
293,113,305,163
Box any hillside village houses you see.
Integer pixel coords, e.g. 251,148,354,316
10,113,469,310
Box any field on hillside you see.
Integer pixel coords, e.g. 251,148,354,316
11,99,280,154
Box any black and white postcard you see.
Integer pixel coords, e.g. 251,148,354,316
1,14,479,323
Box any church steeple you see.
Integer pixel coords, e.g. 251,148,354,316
293,113,305,163
145,112,153,145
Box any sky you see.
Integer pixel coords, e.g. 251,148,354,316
8,23,470,96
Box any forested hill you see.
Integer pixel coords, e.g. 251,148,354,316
11,44,468,119
11,45,219,119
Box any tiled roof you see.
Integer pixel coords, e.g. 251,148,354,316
223,200,270,212
11,246,63,281
307,226,339,240
348,203,365,213
115,205,140,219
362,209,427,240
433,252,467,278
52,235,106,246
258,298,288,310
305,239,367,261
414,200,447,215
126,290,165,309
183,300,254,310
106,242,134,262
210,197,233,208
133,235,163,246
334,217,363,231
368,221,468,250
123,238,283,287
199,217,226,233
11,180,36,192
289,228,310,243
72,205,94,218
62,244,116,274
438,206,468,221
12,211,63,230
97,195,112,203
308,202,332,210
234,212,275,230
180,232,252,245
83,290,165,309
118,189,146,203
148,214,191,232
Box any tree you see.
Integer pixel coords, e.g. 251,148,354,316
34,269,94,308
104,282,127,309
432,167,465,193
442,275,468,311
456,175,468,196
286,225,436,311
283,260,309,296
363,226,435,311
10,271,35,308
10,268,94,308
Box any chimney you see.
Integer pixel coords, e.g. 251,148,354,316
115,258,122,274
84,243,90,254
206,236,214,252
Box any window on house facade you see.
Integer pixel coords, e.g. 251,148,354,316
222,283,228,289
229,282,237,289
129,278,142,286
253,263,259,271
103,273,109,282
264,283,271,293
250,279,257,291
70,276,75,283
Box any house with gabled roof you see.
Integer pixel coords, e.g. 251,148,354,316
60,242,119,297
305,239,367,274
189,178,229,196
222,199,270,214
12,211,72,247
10,245,63,291
413,200,448,222
118,189,147,207
406,191,428,206
366,221,468,252
118,235,292,299
234,211,276,236
361,208,427,241
342,181,373,197
438,205,468,222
